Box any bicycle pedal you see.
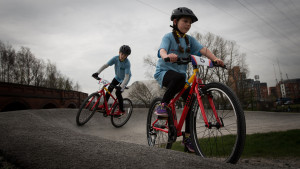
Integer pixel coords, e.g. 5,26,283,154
157,116,168,120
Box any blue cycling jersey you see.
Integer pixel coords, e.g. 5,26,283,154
154,32,203,87
107,55,131,86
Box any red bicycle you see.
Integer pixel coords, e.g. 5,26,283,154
146,55,246,164
76,77,133,128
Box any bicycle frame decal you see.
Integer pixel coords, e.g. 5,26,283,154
190,55,213,67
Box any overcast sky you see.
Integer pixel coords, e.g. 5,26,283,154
1,0,299,94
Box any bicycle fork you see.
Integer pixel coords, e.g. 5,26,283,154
195,87,224,129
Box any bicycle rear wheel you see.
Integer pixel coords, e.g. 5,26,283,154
76,92,100,126
190,82,246,164
146,98,173,149
111,98,133,128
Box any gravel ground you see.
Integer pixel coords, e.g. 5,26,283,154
0,109,299,169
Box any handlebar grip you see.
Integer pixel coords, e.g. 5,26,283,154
164,57,170,62
93,76,101,80
212,61,227,69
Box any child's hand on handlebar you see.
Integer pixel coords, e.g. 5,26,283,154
166,53,178,63
92,72,100,80
213,58,225,68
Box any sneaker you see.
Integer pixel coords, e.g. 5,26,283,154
155,103,169,117
181,136,195,153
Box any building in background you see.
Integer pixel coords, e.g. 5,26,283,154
269,78,300,104
228,66,299,111
228,66,269,109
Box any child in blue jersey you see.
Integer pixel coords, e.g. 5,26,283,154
154,7,224,152
92,45,132,114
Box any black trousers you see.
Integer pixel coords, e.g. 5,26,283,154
106,78,124,111
161,70,191,134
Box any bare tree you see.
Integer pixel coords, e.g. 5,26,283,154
14,49,26,84
44,60,58,88
192,32,249,85
74,81,81,91
128,81,153,107
56,74,65,90
19,47,35,85
0,40,81,91
31,58,45,87
143,55,158,79
0,41,16,83
64,78,73,90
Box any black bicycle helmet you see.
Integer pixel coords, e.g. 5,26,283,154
171,7,198,23
119,45,131,55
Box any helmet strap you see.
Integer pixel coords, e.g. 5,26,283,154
171,27,191,54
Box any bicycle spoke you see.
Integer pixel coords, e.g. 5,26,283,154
111,98,133,128
76,92,101,126
191,83,246,164
147,98,171,149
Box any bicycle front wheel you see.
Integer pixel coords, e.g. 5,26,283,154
76,92,100,126
190,82,246,164
111,98,133,128
146,98,173,149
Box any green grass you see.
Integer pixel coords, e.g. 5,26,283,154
171,129,300,158
273,104,300,112
242,129,300,157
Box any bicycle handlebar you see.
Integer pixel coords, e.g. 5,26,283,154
92,76,129,90
163,57,190,65
164,55,227,69
92,74,101,80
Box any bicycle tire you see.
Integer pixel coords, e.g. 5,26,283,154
76,92,100,126
190,82,246,164
111,98,133,128
146,98,173,149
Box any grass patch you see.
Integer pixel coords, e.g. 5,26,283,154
171,129,300,158
242,129,300,157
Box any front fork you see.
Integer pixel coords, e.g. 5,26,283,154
195,85,224,129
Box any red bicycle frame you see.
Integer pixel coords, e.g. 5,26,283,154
152,68,223,137
88,82,119,116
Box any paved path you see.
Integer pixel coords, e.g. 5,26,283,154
0,108,300,169
74,108,300,145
